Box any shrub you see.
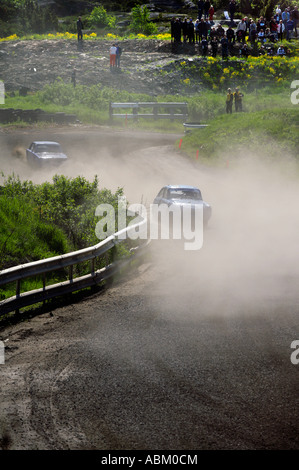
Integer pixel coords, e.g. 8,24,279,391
130,5,158,36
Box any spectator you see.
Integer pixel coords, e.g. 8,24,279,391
227,25,235,44
286,17,294,40
237,19,246,43
282,8,290,27
116,43,122,68
277,20,285,41
210,27,218,40
199,18,208,40
228,0,236,24
201,36,209,56
249,19,257,42
291,5,299,38
258,29,265,43
216,23,225,38
221,34,229,59
240,43,249,57
109,43,117,68
194,19,200,42
204,1,211,20
234,87,243,112
277,45,286,56
275,5,282,20
210,36,218,56
198,0,205,20
187,19,195,43
226,88,233,114
209,4,215,23
181,18,188,42
173,18,182,43
77,16,83,41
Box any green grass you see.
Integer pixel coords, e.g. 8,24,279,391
179,107,299,164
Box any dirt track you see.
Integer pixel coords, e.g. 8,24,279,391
0,127,299,450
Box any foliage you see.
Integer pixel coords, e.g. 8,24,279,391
179,107,299,163
130,5,158,35
87,6,117,29
0,173,125,271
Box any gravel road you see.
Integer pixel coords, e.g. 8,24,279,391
0,127,299,450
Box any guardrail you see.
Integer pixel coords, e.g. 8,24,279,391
109,102,188,121
0,217,149,316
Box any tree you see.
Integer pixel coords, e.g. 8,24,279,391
130,5,158,35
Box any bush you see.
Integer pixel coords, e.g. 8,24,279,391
87,6,117,29
130,5,158,36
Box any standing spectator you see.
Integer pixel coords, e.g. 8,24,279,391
291,5,299,38
227,25,235,54
198,0,205,20
286,17,294,41
226,88,233,114
237,19,246,43
228,0,236,24
221,34,229,59
204,1,210,20
194,19,200,42
187,19,195,43
77,16,83,41
277,20,285,41
275,5,282,21
211,36,218,56
110,43,117,68
201,36,209,56
249,19,257,42
199,18,208,41
173,18,182,43
216,23,225,38
270,17,278,39
282,8,290,28
182,18,188,42
234,87,243,112
170,17,176,42
210,27,218,40
116,43,122,68
209,4,215,23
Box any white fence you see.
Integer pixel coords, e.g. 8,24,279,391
0,217,149,316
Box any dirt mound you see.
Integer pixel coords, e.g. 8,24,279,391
0,38,192,95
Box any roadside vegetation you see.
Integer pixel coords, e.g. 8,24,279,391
0,174,128,301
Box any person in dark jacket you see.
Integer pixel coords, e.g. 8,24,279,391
210,36,218,56
77,17,83,41
228,0,236,23
226,88,233,113
204,1,210,20
221,34,229,59
173,18,182,43
187,19,195,43
198,0,205,20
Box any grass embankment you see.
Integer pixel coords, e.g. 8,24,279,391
0,174,126,303
179,107,299,164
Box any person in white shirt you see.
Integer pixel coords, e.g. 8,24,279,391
110,44,117,68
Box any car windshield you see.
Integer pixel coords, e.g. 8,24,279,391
35,144,62,153
168,189,202,201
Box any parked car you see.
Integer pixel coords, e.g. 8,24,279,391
26,141,67,166
153,184,212,227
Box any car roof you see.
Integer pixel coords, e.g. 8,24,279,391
164,185,200,190
32,141,61,145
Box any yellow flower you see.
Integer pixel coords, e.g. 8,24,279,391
223,68,230,74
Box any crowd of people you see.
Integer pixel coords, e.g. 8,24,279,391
170,3,298,58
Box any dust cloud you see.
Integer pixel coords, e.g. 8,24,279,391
1,130,299,319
